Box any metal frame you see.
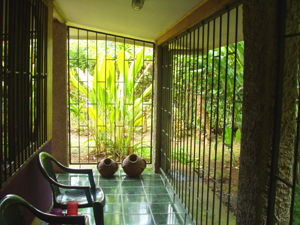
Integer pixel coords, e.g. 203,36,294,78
0,0,48,187
160,1,243,224
67,27,154,164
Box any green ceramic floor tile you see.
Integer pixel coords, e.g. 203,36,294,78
124,213,155,225
123,202,151,214
122,187,144,195
101,187,122,194
152,213,190,225
121,180,143,187
149,203,184,214
142,168,154,174
143,179,166,187
104,213,124,225
54,168,192,225
147,194,173,204
122,194,148,203
105,195,122,204
103,203,123,214
144,186,169,195
142,175,163,181
99,180,120,188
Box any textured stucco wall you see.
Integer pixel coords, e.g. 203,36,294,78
52,19,68,170
237,1,281,224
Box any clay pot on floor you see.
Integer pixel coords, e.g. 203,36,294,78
97,158,118,177
122,154,146,177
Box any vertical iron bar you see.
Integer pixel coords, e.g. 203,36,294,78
68,27,71,163
205,21,210,225
217,13,223,225
87,31,90,163
220,10,230,224
187,31,192,218
77,29,80,164
200,23,206,224
211,18,216,224
195,25,201,225
183,33,188,208
150,43,154,164
227,6,239,223
190,29,196,222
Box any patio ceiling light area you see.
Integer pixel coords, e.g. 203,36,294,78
54,0,204,41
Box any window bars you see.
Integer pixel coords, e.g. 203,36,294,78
0,0,48,187
160,2,243,224
68,27,154,165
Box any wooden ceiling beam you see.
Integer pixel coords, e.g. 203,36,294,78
155,0,238,46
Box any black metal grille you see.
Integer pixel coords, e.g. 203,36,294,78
160,2,243,224
0,0,48,187
68,27,154,164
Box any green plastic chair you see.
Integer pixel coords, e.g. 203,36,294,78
38,152,105,225
0,194,88,225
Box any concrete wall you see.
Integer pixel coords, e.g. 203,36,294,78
237,0,299,224
52,19,68,170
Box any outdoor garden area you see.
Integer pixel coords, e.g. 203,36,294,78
68,29,154,164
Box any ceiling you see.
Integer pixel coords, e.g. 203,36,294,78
54,0,203,42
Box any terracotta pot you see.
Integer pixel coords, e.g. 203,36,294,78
121,154,146,177
97,158,118,177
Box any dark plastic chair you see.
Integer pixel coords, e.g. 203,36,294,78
38,152,105,225
0,194,88,225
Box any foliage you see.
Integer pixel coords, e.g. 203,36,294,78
293,184,300,224
70,47,152,158
173,41,244,141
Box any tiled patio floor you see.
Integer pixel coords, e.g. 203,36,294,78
41,167,193,225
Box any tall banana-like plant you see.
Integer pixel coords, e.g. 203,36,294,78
70,48,152,159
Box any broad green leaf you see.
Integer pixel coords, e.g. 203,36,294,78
225,126,232,147
70,73,88,97
235,128,241,143
134,48,144,76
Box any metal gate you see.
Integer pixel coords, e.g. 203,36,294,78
160,2,243,224
68,27,154,164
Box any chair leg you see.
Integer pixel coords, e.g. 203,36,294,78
93,203,104,225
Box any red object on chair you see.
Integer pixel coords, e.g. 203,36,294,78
67,201,78,215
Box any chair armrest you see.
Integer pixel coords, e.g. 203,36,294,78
32,213,87,225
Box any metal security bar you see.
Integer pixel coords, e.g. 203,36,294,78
0,0,48,187
160,2,243,224
267,1,300,224
68,27,154,164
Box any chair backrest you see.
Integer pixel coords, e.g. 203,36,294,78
0,195,26,225
0,194,87,225
38,152,61,198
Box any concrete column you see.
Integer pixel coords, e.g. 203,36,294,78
52,19,68,170
237,0,299,224
152,45,162,173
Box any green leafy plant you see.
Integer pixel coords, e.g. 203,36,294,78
293,184,300,224
70,48,152,159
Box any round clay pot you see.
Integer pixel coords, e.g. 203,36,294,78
97,158,118,177
121,154,146,177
